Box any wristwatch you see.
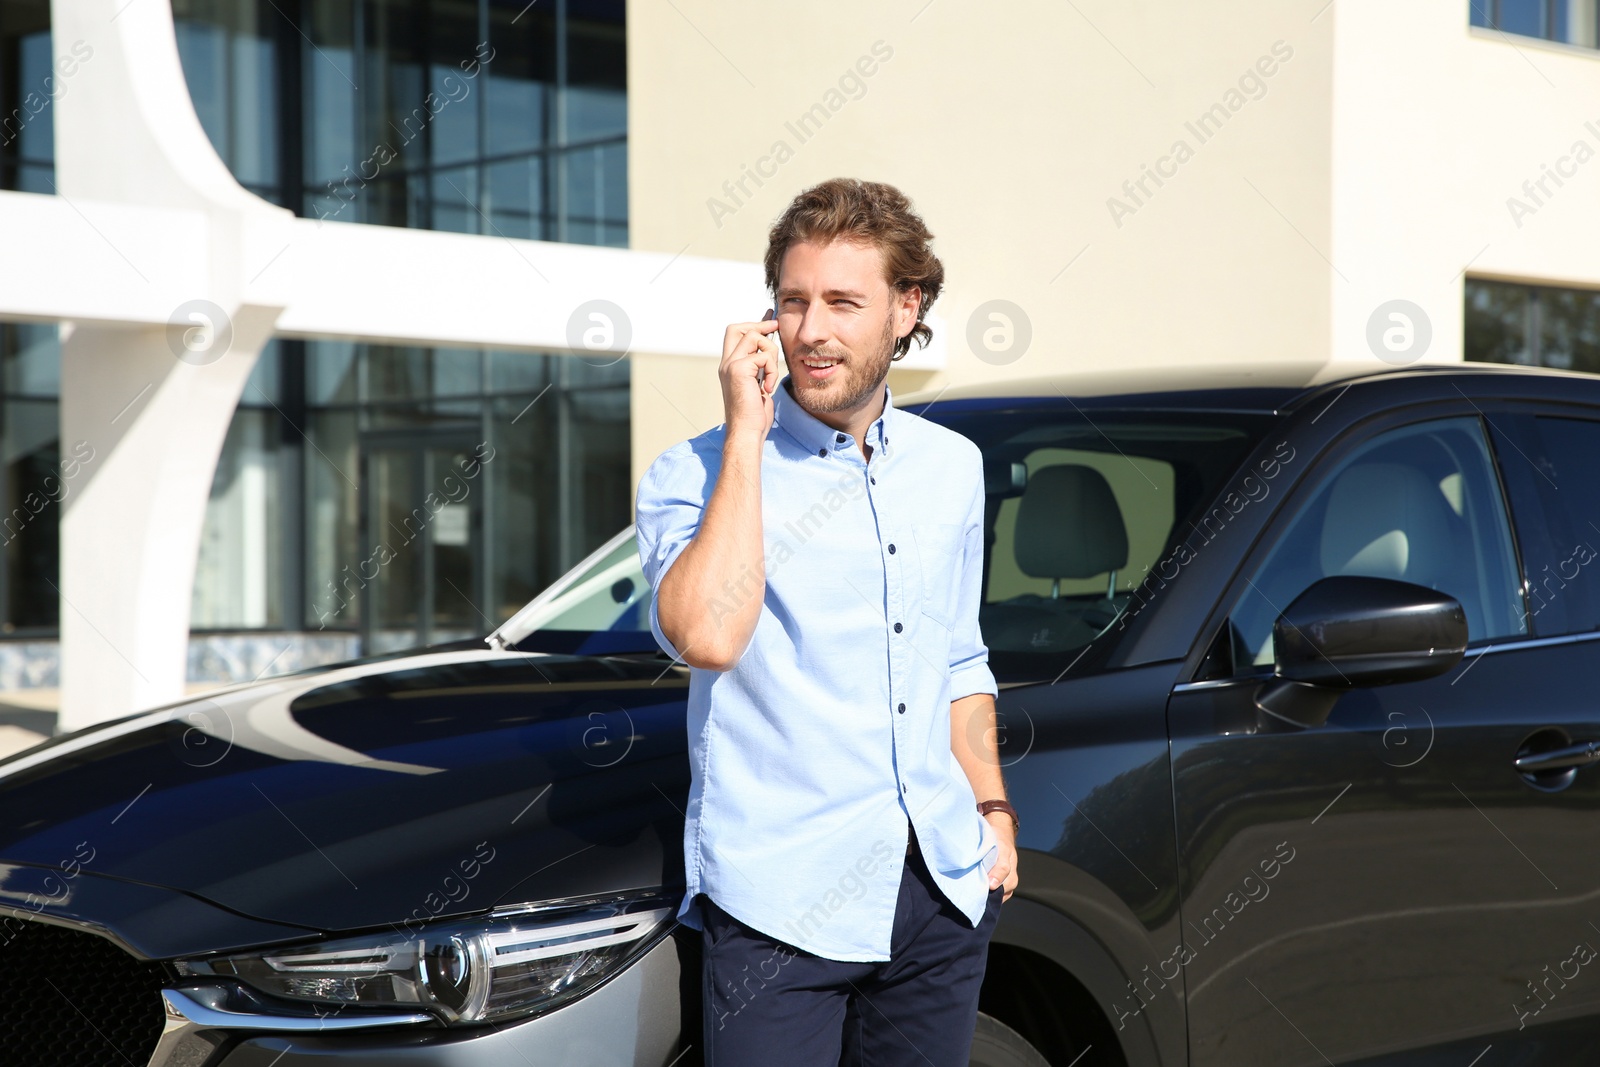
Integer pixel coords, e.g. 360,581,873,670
977,799,1019,834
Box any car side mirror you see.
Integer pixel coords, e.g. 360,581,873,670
1255,576,1468,730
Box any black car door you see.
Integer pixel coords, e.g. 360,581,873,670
1477,405,1600,1035
1168,407,1600,1064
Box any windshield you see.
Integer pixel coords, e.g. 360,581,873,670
492,404,1277,677
490,527,652,655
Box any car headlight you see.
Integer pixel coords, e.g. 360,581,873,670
175,890,678,1026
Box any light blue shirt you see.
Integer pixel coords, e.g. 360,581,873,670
634,372,1000,962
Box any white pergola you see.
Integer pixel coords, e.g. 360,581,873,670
0,0,943,731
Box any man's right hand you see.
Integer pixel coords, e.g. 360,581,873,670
720,316,782,442
655,317,777,671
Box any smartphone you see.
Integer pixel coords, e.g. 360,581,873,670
758,307,777,388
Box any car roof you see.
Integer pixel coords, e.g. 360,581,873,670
895,359,1600,413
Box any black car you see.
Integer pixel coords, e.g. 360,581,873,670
3,361,1599,1067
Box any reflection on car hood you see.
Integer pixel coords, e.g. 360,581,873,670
0,649,692,941
0,865,318,959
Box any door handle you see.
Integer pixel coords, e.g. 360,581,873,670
1514,740,1600,774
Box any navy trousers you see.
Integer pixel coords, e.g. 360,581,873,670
699,828,1003,1066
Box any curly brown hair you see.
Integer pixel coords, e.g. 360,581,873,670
763,178,943,360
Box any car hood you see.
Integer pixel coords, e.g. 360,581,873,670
0,864,318,959
0,649,691,942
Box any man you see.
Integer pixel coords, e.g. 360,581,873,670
635,177,1019,1066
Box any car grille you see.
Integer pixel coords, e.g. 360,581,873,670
0,916,170,1066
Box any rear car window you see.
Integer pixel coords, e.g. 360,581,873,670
1492,415,1600,638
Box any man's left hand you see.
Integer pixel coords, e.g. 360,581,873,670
982,812,1019,902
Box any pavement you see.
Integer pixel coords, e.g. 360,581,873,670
0,697,55,758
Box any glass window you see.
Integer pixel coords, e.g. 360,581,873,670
364,345,480,402
488,0,554,157
2,396,59,632
1227,418,1526,674
1493,416,1600,636
192,346,285,630
564,367,632,555
306,406,361,630
172,0,283,201
300,342,629,644
1536,286,1600,369
302,0,360,217
1560,0,1590,42
0,329,629,651
489,394,556,622
3,321,58,397
487,154,546,239
1466,278,1600,373
240,338,282,406
564,0,626,142
1465,278,1536,365
0,0,55,193
192,409,284,629
430,163,480,234
561,139,627,247
1500,0,1547,36
307,340,359,405
176,0,624,244
1472,0,1600,46
361,0,427,179
0,323,60,633
489,349,547,393
424,0,483,169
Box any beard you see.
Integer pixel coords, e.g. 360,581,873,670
784,310,898,415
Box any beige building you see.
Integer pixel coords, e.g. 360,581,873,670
628,0,1600,479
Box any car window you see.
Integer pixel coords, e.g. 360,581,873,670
1227,416,1526,673
986,447,1174,603
1491,415,1600,637
496,408,1277,679
934,409,1275,680
492,527,650,647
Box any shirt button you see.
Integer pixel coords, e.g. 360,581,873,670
818,447,827,457
888,544,896,554
870,476,876,484
835,433,846,443
894,622,903,633
902,783,908,792
898,703,906,714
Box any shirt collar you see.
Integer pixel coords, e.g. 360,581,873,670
771,373,895,458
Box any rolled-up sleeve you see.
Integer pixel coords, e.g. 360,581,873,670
948,446,999,702
635,440,709,662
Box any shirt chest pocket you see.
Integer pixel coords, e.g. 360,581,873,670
910,522,965,631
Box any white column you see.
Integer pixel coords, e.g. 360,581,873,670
50,0,290,730
57,315,276,731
